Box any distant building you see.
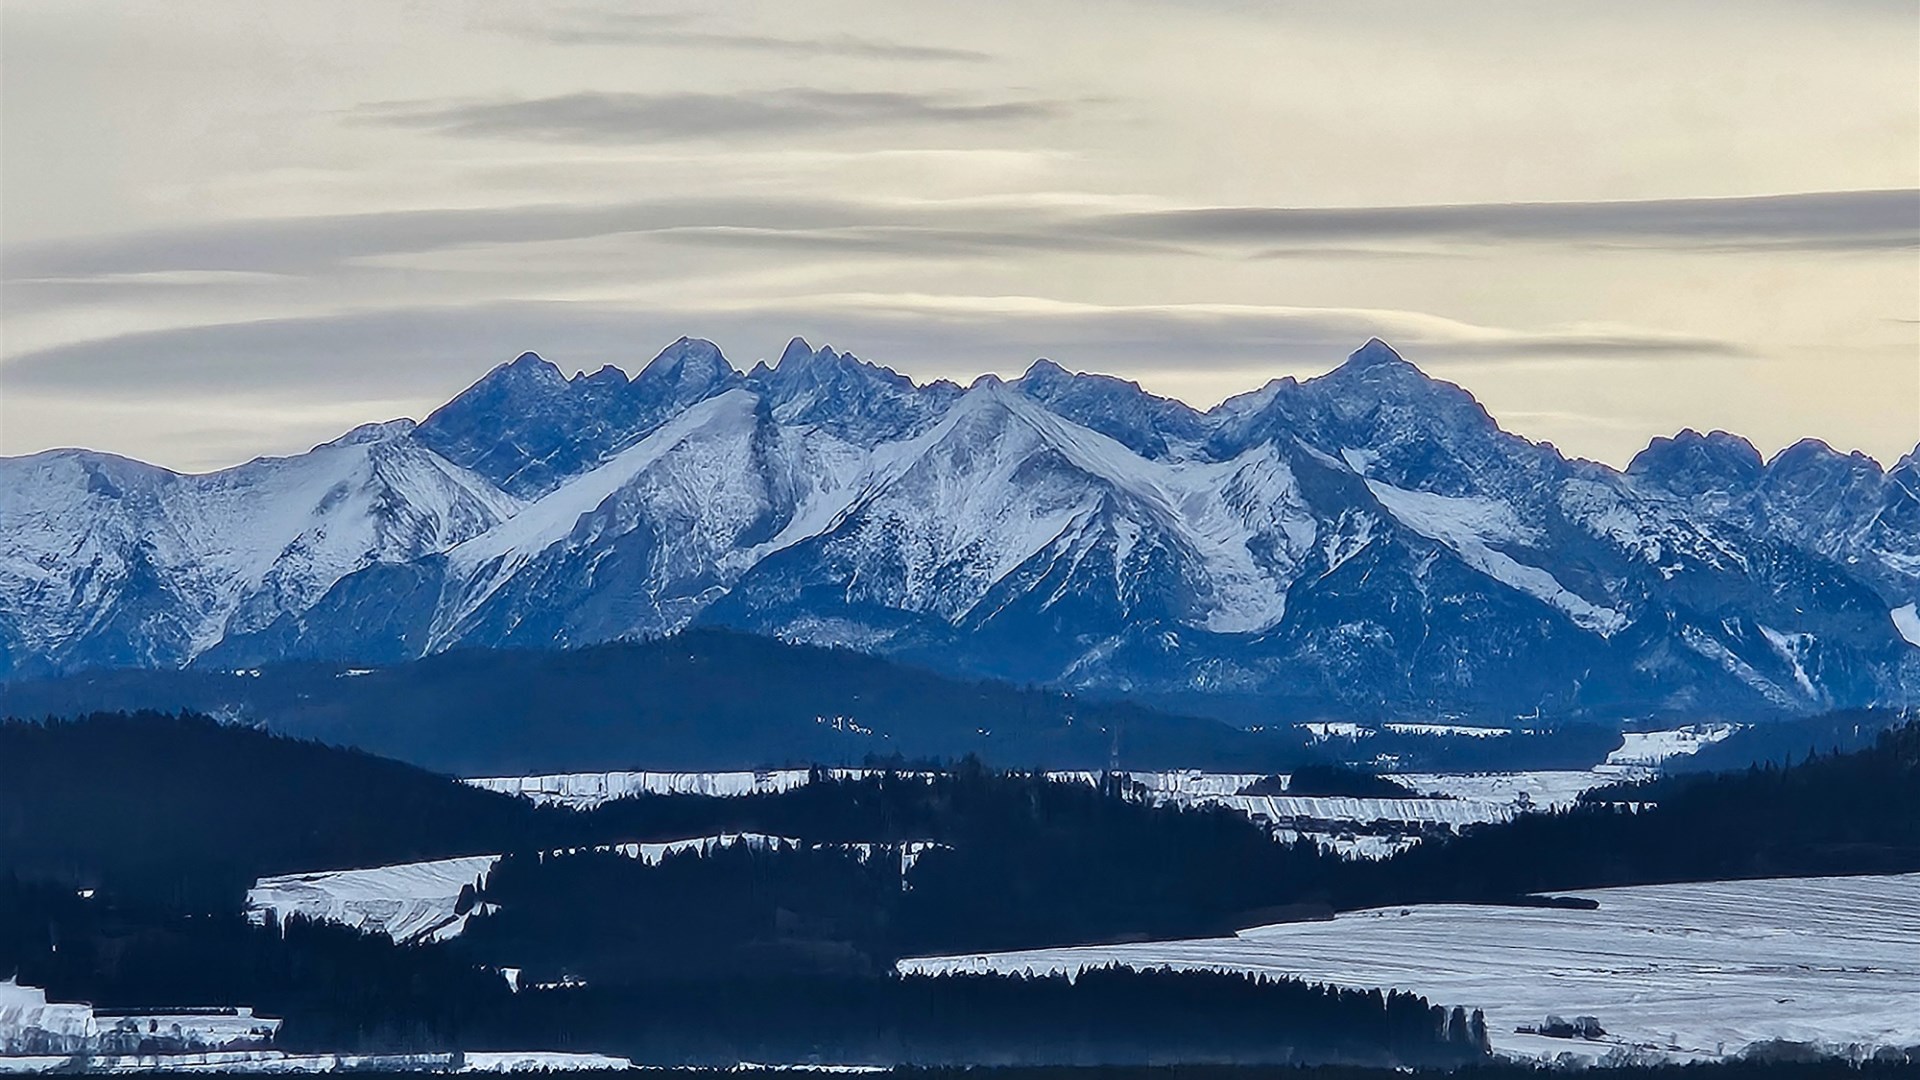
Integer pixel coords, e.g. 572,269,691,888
0,977,280,1056
0,978,94,1055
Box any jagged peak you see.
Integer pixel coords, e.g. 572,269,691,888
1345,337,1408,370
1210,376,1296,419
1021,357,1072,382
773,336,857,374
1307,339,1488,420
500,350,565,380
778,336,820,368
574,364,628,386
322,418,418,449
1311,338,1448,396
640,336,731,378
1630,428,1764,474
421,352,571,432
1768,437,1884,475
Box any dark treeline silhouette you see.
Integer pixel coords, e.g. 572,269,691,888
164,1060,1920,1080
449,729,1920,982
466,969,1486,1068
199,1058,1919,1079
5,711,1917,1066
0,630,1637,776
0,631,1322,774
0,711,565,909
453,789,1338,973
0,714,1345,928
0,876,509,1053
460,843,903,981
0,876,1483,1068
472,728,1920,971
1269,724,1623,773
1335,723,1920,905
8,712,1919,947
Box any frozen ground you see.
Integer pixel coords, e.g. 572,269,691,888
246,853,500,945
465,768,857,807
1606,723,1742,766
465,768,1267,809
0,1050,632,1073
463,727,1735,861
1398,769,1625,810
1194,794,1520,828
248,835,937,943
900,872,1920,1064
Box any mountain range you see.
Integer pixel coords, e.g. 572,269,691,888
4,336,1916,722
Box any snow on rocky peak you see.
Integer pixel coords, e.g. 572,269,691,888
0,430,517,676
3,336,1914,718
633,336,738,404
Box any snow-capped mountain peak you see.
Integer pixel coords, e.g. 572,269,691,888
636,336,735,396
4,336,1913,721
1345,336,1409,369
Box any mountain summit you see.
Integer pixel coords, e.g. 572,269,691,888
2,337,1914,721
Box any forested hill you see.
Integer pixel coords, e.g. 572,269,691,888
0,711,556,906
1348,722,1920,904
0,630,1321,774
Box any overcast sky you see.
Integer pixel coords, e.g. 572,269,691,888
3,0,1916,471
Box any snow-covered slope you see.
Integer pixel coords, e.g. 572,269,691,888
0,425,516,677
247,835,931,944
1631,430,1920,638
899,872,1920,1063
4,336,1913,720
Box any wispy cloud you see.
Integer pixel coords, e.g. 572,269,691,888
0,295,1745,404
357,89,1065,144
519,10,990,63
1085,190,1920,254
11,189,1910,292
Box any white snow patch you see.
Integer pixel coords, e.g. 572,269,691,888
1296,721,1370,740
901,872,1920,1064
1605,724,1742,767
249,834,941,942
1400,770,1617,810
459,1052,634,1071
465,769,847,808
245,854,498,945
1365,480,1628,635
1196,795,1520,829
1892,603,1920,647
1758,625,1820,700
1679,626,1800,710
1383,722,1510,738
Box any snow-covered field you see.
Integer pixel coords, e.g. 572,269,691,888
1606,723,1742,767
1398,769,1622,810
461,727,1737,861
246,853,499,945
901,872,1920,1064
465,768,862,807
247,835,938,943
464,768,1270,809
0,1050,633,1073
1194,794,1521,829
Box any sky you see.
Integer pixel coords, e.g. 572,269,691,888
2,0,1916,472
